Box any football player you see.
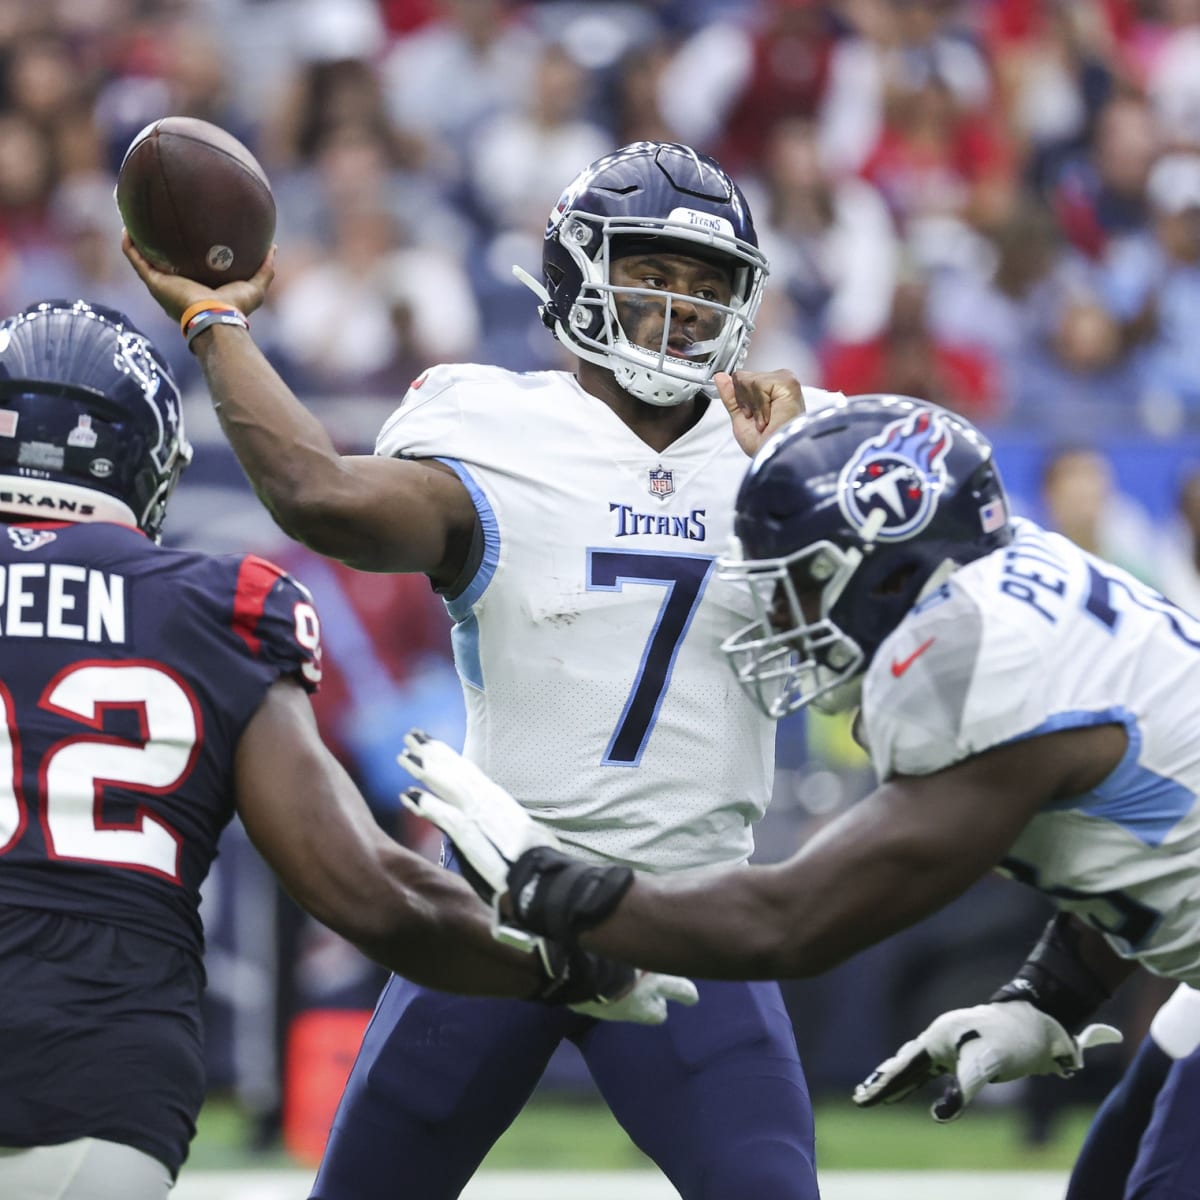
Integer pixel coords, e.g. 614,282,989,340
124,142,832,1198
0,300,693,1200
399,395,1200,1199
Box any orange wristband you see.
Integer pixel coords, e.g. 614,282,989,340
179,299,246,337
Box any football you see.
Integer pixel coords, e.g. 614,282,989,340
115,116,276,287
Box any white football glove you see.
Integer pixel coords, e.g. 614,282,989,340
570,969,699,1025
853,1000,1122,1122
399,728,563,911
399,729,699,1025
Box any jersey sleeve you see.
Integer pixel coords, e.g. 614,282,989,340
228,555,323,694
861,573,1053,779
801,386,847,413
374,363,465,460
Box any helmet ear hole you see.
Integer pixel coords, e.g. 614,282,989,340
873,562,921,598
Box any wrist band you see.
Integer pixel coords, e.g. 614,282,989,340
181,303,249,351
179,298,244,335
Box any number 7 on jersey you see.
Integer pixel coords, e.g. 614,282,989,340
587,549,715,767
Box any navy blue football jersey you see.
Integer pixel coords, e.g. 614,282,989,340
0,519,321,957
0,519,322,1173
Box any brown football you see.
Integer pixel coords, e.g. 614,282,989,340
116,116,276,287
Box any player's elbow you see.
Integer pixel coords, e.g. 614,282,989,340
261,466,381,566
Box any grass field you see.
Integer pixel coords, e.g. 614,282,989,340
189,1094,1095,1174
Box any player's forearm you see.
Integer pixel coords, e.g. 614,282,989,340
352,852,544,996
191,324,360,556
579,796,990,979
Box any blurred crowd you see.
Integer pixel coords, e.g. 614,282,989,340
2,0,1200,437
6,0,1199,1127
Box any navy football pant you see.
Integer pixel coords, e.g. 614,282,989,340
311,974,818,1199
1068,1035,1200,1199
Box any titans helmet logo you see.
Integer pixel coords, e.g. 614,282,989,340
837,409,952,541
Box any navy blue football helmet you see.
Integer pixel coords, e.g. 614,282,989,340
518,141,769,407
0,300,191,541
719,395,1012,717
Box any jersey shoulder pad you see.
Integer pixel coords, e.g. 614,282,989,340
227,554,323,692
862,562,1049,778
375,362,521,461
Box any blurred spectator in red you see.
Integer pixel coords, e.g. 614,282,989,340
819,0,994,177
0,111,58,250
820,277,997,420
754,116,899,350
658,0,835,176
378,0,440,36
860,56,1016,257
1050,92,1160,260
464,41,611,234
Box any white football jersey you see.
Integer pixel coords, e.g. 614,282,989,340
378,364,822,872
863,518,1200,986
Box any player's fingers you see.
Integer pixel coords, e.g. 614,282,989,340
931,1079,966,1122
853,1043,936,1107
249,244,276,287
399,786,438,819
713,371,740,417
931,1038,995,1122
651,973,700,1007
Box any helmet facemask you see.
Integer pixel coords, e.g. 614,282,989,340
719,520,881,718
534,211,768,407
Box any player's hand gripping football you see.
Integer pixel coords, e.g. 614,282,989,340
852,1000,1123,1122
122,231,276,323
715,369,805,458
398,730,699,1025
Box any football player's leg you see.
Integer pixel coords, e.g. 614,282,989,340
1066,1034,1172,1200
1121,1043,1200,1199
579,979,818,1200
310,974,573,1200
0,1138,172,1200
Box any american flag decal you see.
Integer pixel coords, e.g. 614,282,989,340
648,466,674,499
979,499,1007,533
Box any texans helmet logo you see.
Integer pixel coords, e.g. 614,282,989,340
8,526,57,552
838,409,952,541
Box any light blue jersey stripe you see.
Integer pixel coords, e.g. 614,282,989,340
1014,707,1196,846
438,458,499,692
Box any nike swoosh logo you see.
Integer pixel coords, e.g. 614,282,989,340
890,637,935,678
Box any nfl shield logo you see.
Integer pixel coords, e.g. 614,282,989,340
648,466,674,499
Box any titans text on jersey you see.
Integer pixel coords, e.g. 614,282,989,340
377,362,770,872
610,503,706,540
